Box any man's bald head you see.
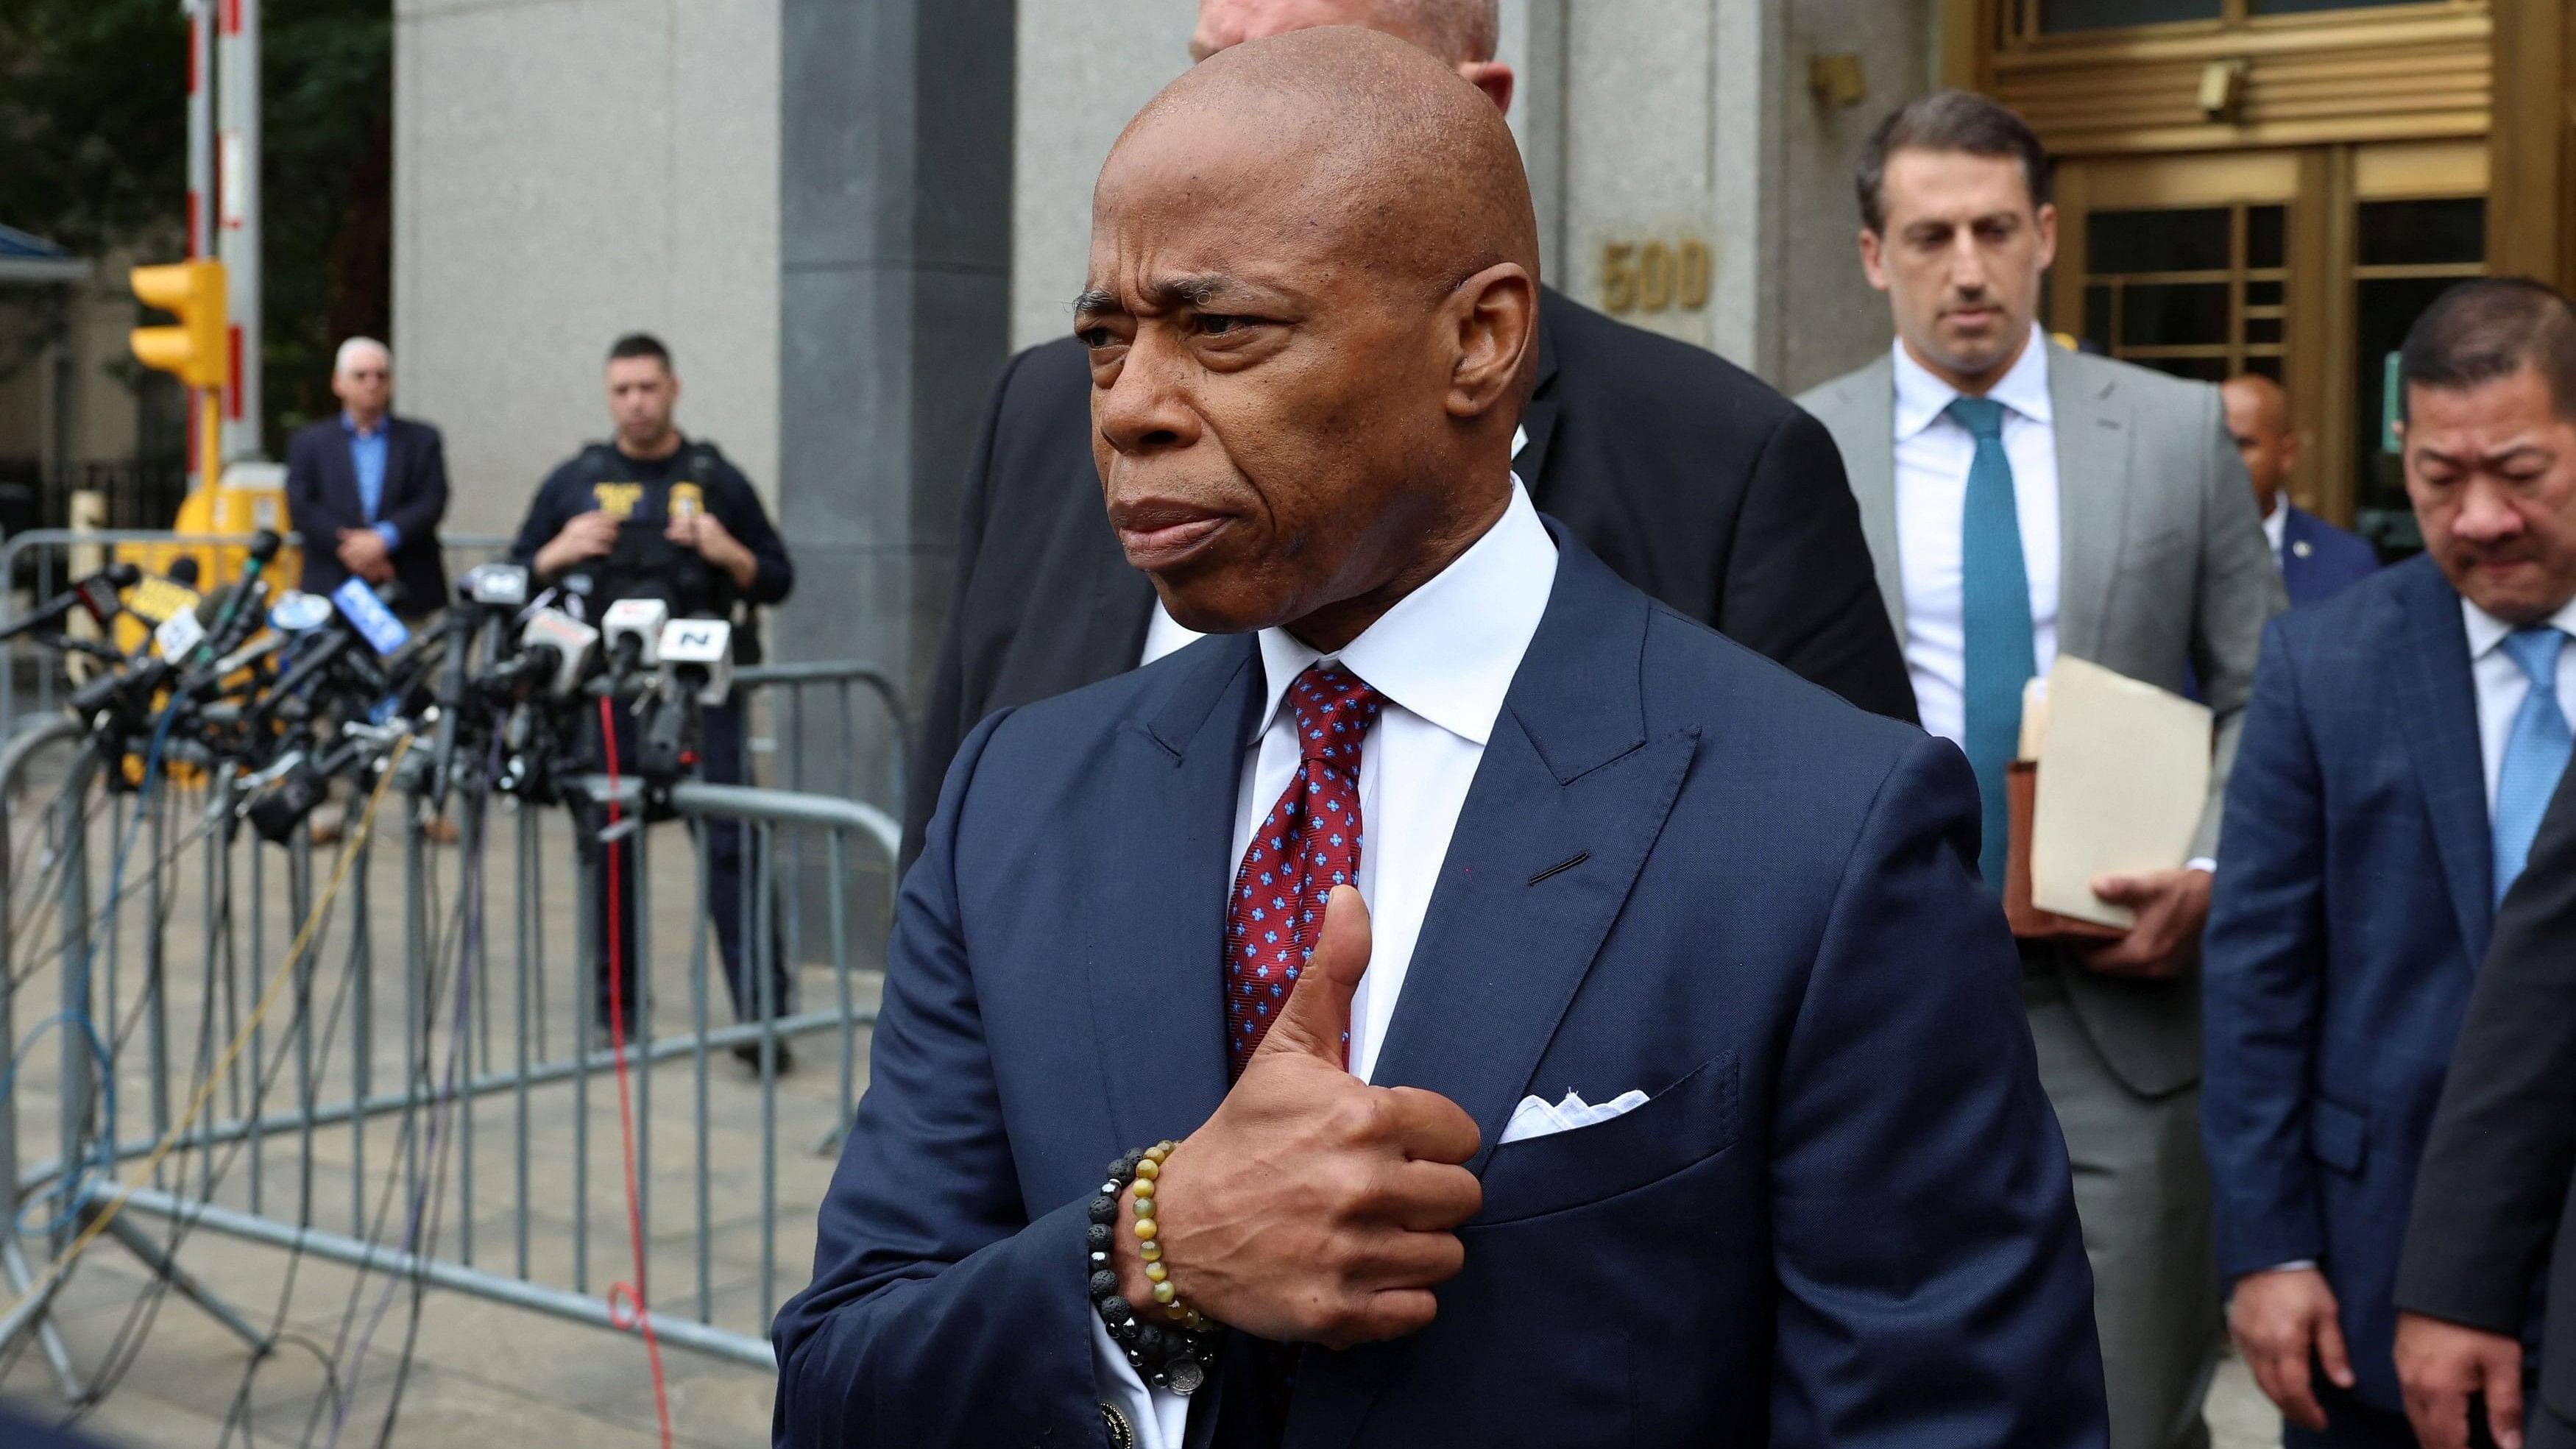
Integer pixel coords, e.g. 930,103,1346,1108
1078,26,1542,650
2221,373,2299,514
1108,26,1537,294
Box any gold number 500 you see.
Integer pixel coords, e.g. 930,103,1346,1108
1599,239,1711,316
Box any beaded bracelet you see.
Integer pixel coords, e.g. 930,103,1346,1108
1087,1140,1221,1396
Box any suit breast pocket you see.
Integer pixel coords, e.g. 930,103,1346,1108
1473,1052,1741,1225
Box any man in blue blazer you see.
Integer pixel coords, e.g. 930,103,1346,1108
2223,374,2379,608
282,336,451,613
2204,278,2576,1446
774,30,2103,1448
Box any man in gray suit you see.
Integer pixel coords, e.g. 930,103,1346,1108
1801,92,2283,1449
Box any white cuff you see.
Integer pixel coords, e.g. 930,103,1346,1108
1091,1313,1189,1448
2185,857,2218,875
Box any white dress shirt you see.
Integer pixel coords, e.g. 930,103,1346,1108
2463,594,2576,812
1096,479,1560,1447
2261,496,2288,567
1140,427,1535,667
1890,331,2062,749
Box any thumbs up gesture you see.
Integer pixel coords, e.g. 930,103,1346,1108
1114,886,1483,1349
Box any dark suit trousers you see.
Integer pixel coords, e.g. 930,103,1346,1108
2279,1383,2511,1448
575,700,788,1029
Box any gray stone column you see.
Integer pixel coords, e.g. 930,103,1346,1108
774,0,1016,826
1525,0,1933,390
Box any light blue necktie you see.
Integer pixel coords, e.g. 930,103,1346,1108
1950,395,2036,886
2492,625,2571,904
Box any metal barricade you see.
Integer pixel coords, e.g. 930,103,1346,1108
0,701,900,1389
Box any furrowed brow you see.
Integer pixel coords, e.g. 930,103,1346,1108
1153,274,1236,308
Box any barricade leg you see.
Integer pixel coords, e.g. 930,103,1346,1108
82,1201,271,1357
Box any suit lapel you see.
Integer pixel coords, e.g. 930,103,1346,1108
380,417,411,517
1833,358,1905,640
2050,346,2127,665
323,420,362,522
1086,559,1158,684
1511,291,1568,498
2392,557,2493,963
2279,508,2314,603
1289,538,1697,1449
1087,636,1262,1148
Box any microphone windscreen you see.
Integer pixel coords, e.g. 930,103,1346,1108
194,582,237,627
168,556,202,588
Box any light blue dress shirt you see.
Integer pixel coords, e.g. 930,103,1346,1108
342,412,400,550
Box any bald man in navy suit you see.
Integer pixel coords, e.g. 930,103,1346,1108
2223,375,2379,608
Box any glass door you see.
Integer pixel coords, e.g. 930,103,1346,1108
2343,143,2487,552
2053,141,2485,545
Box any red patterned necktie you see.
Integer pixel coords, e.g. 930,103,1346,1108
1224,663,1385,1080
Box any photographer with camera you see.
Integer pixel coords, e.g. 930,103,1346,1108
512,332,796,1067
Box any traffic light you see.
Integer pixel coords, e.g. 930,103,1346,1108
129,260,228,388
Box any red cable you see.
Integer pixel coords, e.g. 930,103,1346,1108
600,696,674,1449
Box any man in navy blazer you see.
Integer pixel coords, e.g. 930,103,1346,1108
2204,279,2576,1446
774,30,2103,1448
2223,374,2379,608
283,336,451,613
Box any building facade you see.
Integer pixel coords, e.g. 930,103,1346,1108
392,0,2566,796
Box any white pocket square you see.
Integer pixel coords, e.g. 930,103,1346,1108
1498,1088,1652,1146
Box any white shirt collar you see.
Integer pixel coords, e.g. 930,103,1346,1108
2262,496,2289,559
1250,479,1557,748
1892,327,2053,442
2462,592,2576,660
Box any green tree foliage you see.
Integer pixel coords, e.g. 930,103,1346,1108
0,0,391,450
0,0,188,257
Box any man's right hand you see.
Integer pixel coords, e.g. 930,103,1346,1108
1117,885,1482,1350
2396,1311,2524,1449
533,511,618,575
2230,1266,2354,1431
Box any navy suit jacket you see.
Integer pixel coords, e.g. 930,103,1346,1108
283,414,450,610
2204,553,2491,1413
774,528,2106,1448
2279,506,2379,609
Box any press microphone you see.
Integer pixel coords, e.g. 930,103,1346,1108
191,530,283,665
599,598,668,695
511,608,601,700
637,618,732,782
0,563,141,642
167,556,201,589
425,568,523,807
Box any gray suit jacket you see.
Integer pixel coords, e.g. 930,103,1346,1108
1799,342,2285,1097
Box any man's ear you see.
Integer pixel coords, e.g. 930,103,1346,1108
1858,227,1892,293
1445,263,1538,420
1457,60,1514,115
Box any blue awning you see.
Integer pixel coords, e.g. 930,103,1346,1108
0,225,93,285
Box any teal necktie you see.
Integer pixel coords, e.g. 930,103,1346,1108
1950,395,2035,885
2492,625,2571,905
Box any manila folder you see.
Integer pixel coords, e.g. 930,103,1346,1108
2028,656,2212,929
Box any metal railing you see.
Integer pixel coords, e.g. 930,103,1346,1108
0,669,904,1398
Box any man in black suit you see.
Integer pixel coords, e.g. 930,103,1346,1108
902,0,1913,863
283,336,452,615
2395,753,2576,1449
